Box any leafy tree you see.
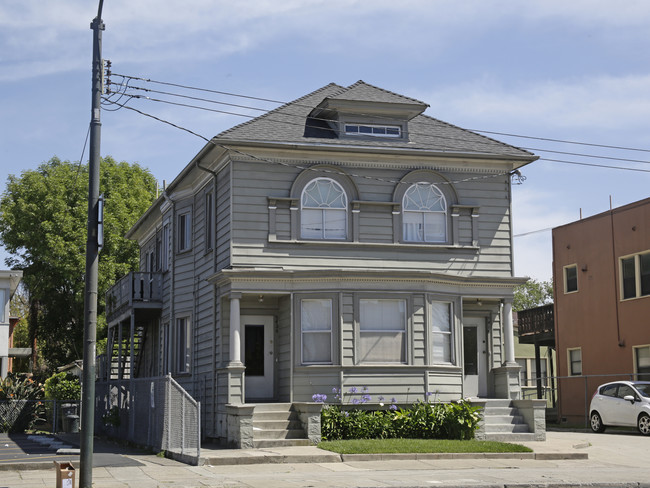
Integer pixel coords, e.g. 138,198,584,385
0,156,157,370
513,278,553,312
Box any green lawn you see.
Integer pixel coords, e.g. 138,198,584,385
318,438,533,454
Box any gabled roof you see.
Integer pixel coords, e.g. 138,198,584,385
215,81,535,159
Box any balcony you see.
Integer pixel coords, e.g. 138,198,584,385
517,303,555,346
105,272,162,324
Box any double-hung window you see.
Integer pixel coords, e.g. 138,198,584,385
178,211,191,252
568,348,582,376
175,317,191,374
635,345,650,380
359,299,406,363
402,183,447,243
431,301,453,364
300,299,332,364
300,178,347,240
564,264,578,293
620,251,650,300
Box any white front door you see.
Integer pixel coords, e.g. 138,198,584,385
463,316,488,398
241,315,274,400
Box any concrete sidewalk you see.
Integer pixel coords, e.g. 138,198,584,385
2,430,650,487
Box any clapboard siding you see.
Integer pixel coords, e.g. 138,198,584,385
277,295,292,401
427,370,463,400
215,164,231,272
229,161,514,276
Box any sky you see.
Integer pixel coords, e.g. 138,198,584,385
1,0,649,282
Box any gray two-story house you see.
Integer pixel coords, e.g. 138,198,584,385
104,81,542,450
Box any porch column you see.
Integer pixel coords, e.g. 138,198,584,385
229,292,242,365
503,299,516,365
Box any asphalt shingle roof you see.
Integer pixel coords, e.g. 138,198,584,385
215,81,534,158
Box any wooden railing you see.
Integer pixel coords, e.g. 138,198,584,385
518,303,554,337
105,272,162,320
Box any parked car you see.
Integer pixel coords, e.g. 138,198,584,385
589,381,650,435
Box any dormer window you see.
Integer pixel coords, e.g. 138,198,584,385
344,124,402,138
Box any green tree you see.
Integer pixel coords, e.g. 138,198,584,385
513,278,553,312
0,156,157,370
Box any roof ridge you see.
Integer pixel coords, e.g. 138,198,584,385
215,82,345,139
417,113,535,157
343,80,429,107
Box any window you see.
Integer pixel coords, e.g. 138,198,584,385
568,348,582,376
300,178,348,240
402,183,447,243
300,299,333,364
344,123,401,138
620,251,650,300
175,317,191,374
205,192,214,251
431,301,453,364
516,359,528,386
178,211,191,252
359,299,406,363
161,224,169,271
635,345,650,380
564,264,578,293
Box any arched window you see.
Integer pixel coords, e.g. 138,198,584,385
402,182,447,242
301,178,348,239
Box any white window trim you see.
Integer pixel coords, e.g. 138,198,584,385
431,301,455,365
359,298,407,365
402,182,448,244
300,177,348,240
344,123,402,138
567,347,582,376
174,316,191,374
563,264,578,294
300,298,333,365
619,250,650,300
177,211,192,252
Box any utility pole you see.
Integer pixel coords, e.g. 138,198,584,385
81,1,104,486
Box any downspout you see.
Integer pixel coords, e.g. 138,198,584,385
609,207,624,347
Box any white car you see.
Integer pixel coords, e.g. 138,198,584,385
589,381,650,436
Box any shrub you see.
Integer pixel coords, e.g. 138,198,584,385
321,399,482,441
44,372,81,402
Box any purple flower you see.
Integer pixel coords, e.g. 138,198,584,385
344,411,350,417
352,398,360,404
391,397,397,403
389,404,398,411
332,387,338,393
349,387,358,393
311,393,327,403
378,396,384,402
362,394,371,403
426,392,432,397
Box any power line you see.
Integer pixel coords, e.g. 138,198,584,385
106,77,650,169
110,71,650,155
105,97,521,189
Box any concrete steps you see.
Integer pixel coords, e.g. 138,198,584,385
252,403,310,448
478,399,537,442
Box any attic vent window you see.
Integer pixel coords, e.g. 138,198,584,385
344,124,401,138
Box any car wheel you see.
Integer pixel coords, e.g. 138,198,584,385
638,414,650,436
590,411,605,433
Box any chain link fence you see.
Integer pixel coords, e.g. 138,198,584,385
95,374,200,464
0,399,81,433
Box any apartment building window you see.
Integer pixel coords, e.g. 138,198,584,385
178,211,192,252
564,264,578,293
635,345,650,380
300,299,333,364
620,251,650,300
175,317,191,374
161,224,169,271
568,348,582,376
205,192,214,251
431,301,453,364
359,299,406,364
402,183,447,243
300,178,348,240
